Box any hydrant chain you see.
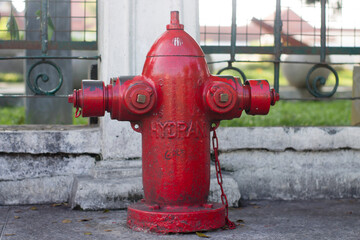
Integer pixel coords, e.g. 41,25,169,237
212,130,236,230
75,106,81,118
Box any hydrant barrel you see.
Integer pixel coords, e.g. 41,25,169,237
140,12,212,207
142,55,211,206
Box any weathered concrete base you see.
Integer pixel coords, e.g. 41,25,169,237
0,153,96,205
2,126,360,208
220,149,360,200
91,159,142,179
0,154,95,181
216,127,360,201
70,159,146,210
70,160,241,210
208,174,241,207
0,126,100,154
70,176,143,210
0,176,73,205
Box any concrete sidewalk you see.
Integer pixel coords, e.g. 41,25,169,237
0,199,359,240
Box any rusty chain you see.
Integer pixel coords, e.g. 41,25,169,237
212,129,236,230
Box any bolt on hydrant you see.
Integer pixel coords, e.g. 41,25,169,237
68,11,279,233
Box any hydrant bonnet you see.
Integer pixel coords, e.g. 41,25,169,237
146,12,205,57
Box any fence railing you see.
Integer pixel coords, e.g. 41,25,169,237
200,0,360,99
0,0,99,96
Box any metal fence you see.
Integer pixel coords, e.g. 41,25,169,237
0,0,97,50
200,0,360,99
0,0,99,96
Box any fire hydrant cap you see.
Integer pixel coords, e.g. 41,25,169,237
146,11,205,57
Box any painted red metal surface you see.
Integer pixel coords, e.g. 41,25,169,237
127,201,225,233
68,11,279,233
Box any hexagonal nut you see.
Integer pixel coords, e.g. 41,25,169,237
136,94,147,104
220,93,229,103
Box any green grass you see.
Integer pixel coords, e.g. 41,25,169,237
0,72,23,83
0,106,89,125
73,111,89,125
221,100,351,127
0,101,352,127
0,106,25,125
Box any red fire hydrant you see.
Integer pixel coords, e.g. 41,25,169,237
69,11,279,233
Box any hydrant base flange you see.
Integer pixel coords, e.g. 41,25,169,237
127,202,225,233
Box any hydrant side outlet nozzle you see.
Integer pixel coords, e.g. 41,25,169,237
68,78,156,120
69,11,279,233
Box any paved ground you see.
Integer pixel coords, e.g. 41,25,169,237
0,199,359,240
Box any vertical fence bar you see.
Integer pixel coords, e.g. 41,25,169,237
41,0,49,55
10,1,13,40
84,0,87,41
204,25,207,44
274,0,282,93
320,0,326,63
218,25,220,46
96,0,99,44
230,0,237,62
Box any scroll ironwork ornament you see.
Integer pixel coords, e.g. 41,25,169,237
305,63,339,98
27,60,63,95
217,63,247,84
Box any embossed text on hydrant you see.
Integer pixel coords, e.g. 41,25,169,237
151,121,207,138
